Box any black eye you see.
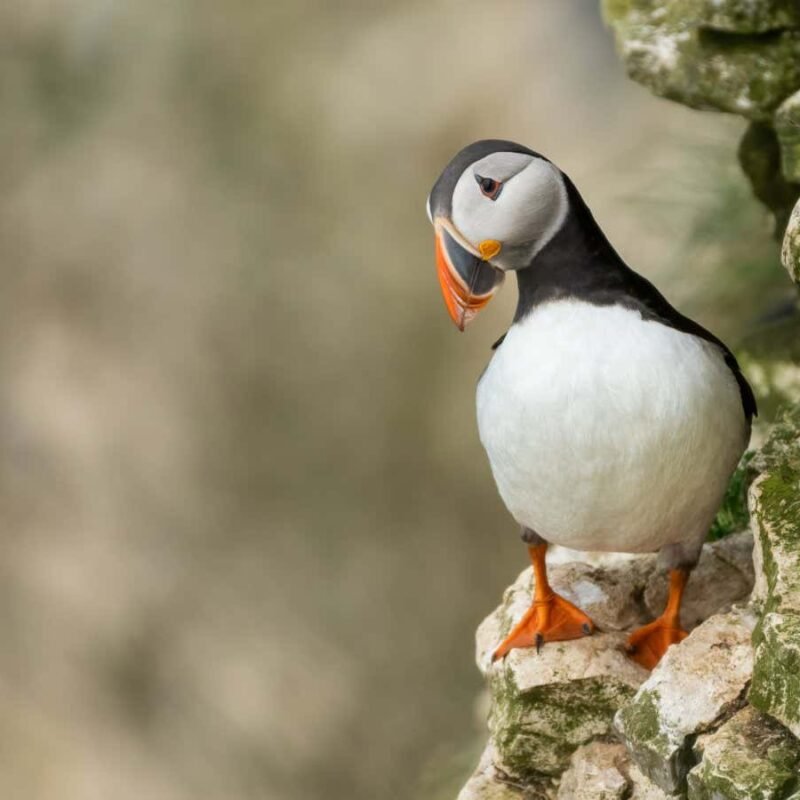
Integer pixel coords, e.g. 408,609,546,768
475,174,503,200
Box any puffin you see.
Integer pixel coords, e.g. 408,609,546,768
427,140,756,669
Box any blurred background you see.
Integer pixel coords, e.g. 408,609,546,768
0,2,790,799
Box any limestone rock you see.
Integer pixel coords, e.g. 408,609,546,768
750,611,800,739
780,197,800,282
477,570,648,781
748,403,800,737
749,402,800,599
479,631,645,782
490,531,754,645
625,762,674,800
555,742,677,799
603,1,800,122
556,742,629,800
687,706,800,800
474,533,756,785
457,744,550,800
539,558,654,633
458,740,678,799
615,608,757,794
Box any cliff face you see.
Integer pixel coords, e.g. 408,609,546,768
457,2,800,797
603,0,800,240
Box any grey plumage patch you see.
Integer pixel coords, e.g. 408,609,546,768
520,526,545,545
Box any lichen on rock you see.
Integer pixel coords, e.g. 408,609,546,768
750,612,800,741
602,1,800,122
480,633,645,781
603,0,800,229
615,608,756,794
747,401,800,740
457,744,550,800
749,402,800,615
686,706,800,800
474,559,650,781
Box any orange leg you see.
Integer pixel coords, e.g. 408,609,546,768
625,568,690,670
492,543,594,661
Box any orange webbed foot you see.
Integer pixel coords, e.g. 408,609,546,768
492,592,594,661
625,618,688,670
626,568,691,670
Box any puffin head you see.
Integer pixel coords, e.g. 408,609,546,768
427,139,568,330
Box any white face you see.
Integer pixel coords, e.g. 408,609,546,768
449,152,568,268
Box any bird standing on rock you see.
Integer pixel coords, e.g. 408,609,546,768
427,140,756,669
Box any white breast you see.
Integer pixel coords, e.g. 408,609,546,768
476,300,747,553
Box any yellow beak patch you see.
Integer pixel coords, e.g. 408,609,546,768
478,239,502,261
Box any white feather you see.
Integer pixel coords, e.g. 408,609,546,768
476,300,747,553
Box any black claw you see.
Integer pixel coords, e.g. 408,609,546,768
582,623,592,635
535,633,544,653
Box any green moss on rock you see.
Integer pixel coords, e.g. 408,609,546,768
616,610,756,794
476,566,650,783
616,685,696,792
456,744,552,800
488,668,636,781
750,612,800,738
748,401,800,736
697,0,800,34
604,1,800,122
749,402,800,614
603,0,800,225
687,706,800,800
615,689,684,788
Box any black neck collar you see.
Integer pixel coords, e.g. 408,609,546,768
513,176,631,323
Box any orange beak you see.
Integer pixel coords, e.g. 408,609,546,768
434,222,504,330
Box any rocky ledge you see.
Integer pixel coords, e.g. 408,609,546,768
458,401,800,800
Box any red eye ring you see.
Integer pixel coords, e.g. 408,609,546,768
475,174,503,200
